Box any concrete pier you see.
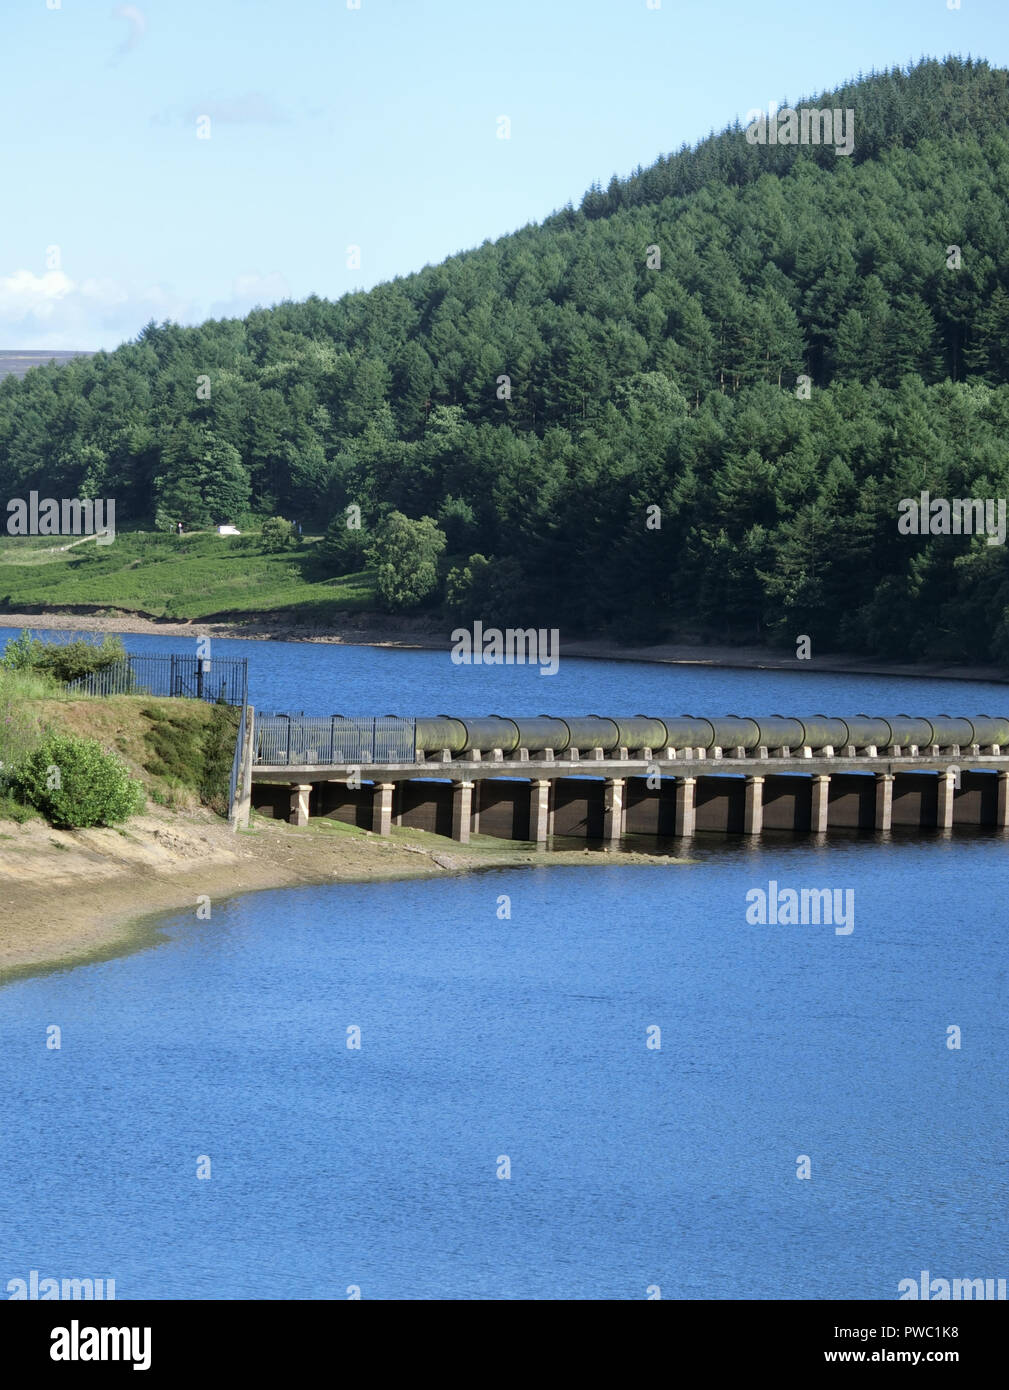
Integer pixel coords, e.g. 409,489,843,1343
744,776,764,835
674,776,696,837
531,779,551,844
874,772,893,831
603,778,624,841
373,782,394,837
937,768,956,830
452,781,473,844
811,774,829,833
290,783,312,827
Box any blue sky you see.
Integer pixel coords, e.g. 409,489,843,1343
0,0,1006,350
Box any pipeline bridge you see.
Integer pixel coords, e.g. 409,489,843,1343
228,714,1009,842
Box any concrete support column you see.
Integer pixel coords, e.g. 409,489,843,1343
372,781,394,836
997,771,1009,829
452,781,474,844
230,705,255,832
603,778,625,841
470,779,481,836
289,783,312,827
874,772,893,832
674,776,696,837
811,774,830,833
530,779,550,845
744,776,764,835
937,768,956,830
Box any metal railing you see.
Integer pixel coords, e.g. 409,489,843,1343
66,653,249,706
255,715,417,765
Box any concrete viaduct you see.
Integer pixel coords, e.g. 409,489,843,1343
231,714,1009,843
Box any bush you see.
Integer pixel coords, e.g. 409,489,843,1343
259,516,297,551
14,734,145,829
319,510,369,574
15,634,129,685
1,629,36,672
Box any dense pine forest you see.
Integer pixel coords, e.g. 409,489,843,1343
3,56,1009,661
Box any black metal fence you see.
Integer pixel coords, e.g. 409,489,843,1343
255,715,417,765
66,653,249,706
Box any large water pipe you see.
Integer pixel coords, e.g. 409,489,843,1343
410,716,1009,755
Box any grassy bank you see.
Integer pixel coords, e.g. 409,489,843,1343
0,530,373,622
0,671,239,823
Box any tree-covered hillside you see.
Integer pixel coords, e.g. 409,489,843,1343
2,55,1009,662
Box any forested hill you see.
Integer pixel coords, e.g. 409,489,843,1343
2,55,1009,663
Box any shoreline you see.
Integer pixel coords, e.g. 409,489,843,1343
0,804,684,987
0,610,1006,684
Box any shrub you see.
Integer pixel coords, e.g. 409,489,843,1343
1,629,36,672
25,634,129,685
260,516,297,551
14,734,145,829
319,511,369,573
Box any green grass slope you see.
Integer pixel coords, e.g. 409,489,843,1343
0,531,373,622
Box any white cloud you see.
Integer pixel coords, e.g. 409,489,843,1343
0,268,191,350
0,266,295,350
0,270,74,320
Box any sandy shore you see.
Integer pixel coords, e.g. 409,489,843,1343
0,804,682,986
0,609,1005,683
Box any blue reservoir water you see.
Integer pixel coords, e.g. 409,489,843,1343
21,624,1009,717
1,640,1007,1299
